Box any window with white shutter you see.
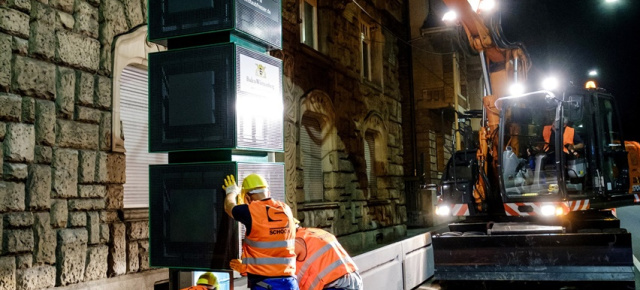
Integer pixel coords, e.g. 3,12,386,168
120,65,168,208
301,116,324,202
364,132,377,198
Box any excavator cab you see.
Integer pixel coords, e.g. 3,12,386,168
498,89,632,210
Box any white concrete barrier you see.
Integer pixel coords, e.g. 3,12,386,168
352,232,434,290
232,231,434,289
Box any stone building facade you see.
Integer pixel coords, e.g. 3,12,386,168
0,0,411,288
279,0,410,252
0,0,161,288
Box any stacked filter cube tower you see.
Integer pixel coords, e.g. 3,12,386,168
146,0,284,279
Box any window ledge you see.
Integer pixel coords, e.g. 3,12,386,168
123,208,149,222
298,202,340,211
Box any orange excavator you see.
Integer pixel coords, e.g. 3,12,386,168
432,0,640,284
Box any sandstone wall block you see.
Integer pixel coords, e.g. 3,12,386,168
51,0,74,13
74,0,99,39
56,228,88,286
78,184,106,198
0,33,10,90
52,148,78,198
75,106,101,124
127,221,148,240
0,7,29,38
0,181,26,211
15,254,31,270
0,256,16,289
75,71,94,106
12,56,55,100
86,211,100,244
99,111,111,151
94,75,111,110
35,99,55,145
4,123,34,162
85,245,108,281
56,119,99,150
4,229,34,253
67,199,104,211
56,67,76,118
4,212,33,227
34,145,52,164
138,240,149,271
105,184,123,209
16,265,56,290
3,162,28,180
21,97,34,124
57,10,75,31
126,241,138,273
0,93,21,122
78,150,97,183
108,222,125,276
33,212,55,264
68,212,86,227
56,30,100,71
50,199,68,228
122,0,143,28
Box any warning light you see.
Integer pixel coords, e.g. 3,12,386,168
585,81,597,89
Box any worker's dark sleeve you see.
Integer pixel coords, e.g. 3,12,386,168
573,132,583,145
232,204,252,235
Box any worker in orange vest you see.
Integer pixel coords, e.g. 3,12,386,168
223,174,298,290
181,272,219,290
294,224,362,290
543,118,584,155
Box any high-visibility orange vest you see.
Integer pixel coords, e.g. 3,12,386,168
295,228,358,290
180,286,212,290
242,199,296,277
543,125,574,154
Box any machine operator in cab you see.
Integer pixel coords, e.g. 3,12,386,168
543,118,584,157
223,174,298,290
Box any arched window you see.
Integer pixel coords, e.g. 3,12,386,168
112,26,166,208
364,131,377,198
120,66,167,208
301,115,323,202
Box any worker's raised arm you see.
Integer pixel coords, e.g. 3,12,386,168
222,175,239,217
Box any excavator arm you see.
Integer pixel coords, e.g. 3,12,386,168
443,0,530,210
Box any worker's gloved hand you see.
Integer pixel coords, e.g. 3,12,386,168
229,259,247,274
222,175,239,196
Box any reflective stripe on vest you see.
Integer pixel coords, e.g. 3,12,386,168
242,257,296,266
297,241,337,281
308,259,350,290
244,238,295,249
296,228,358,290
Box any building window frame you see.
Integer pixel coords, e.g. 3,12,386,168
360,19,373,81
300,0,318,50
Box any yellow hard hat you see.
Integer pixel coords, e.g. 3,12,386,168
242,174,268,194
197,272,219,288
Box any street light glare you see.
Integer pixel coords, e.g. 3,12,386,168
605,0,618,3
588,70,598,76
542,77,559,91
442,10,457,22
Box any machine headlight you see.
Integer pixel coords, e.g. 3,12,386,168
435,205,451,216
541,205,556,216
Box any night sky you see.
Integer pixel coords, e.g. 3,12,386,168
497,0,640,141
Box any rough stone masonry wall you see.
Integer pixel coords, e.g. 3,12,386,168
0,0,149,288
280,0,409,253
